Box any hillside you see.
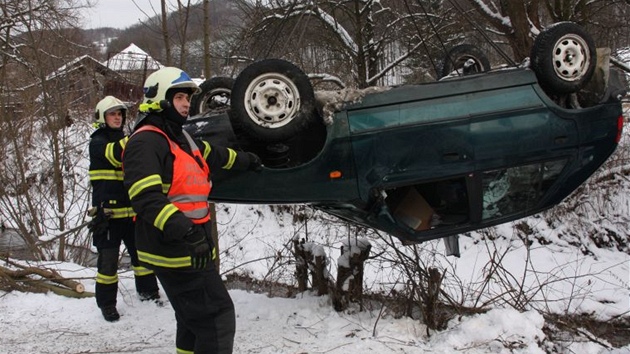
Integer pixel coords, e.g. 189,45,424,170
82,1,242,76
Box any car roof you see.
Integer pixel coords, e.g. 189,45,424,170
341,68,537,111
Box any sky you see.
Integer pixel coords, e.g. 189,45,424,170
80,0,163,29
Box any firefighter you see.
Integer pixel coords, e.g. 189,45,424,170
88,96,161,322
122,67,262,353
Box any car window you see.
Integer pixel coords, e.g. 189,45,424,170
383,159,567,233
481,159,568,220
386,177,470,231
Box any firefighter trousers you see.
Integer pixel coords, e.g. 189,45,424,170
93,218,159,308
154,265,235,354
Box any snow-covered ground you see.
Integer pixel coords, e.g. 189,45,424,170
1,202,628,353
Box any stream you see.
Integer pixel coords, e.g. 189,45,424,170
0,227,100,266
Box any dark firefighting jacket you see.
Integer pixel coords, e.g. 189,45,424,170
89,128,135,219
122,114,252,270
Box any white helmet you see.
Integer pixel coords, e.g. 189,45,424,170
140,67,200,112
94,96,127,127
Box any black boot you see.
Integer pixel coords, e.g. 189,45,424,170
101,306,120,322
139,291,164,306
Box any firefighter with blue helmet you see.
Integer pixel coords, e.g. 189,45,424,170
123,67,262,353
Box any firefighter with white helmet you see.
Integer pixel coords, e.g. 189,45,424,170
123,67,262,353
88,95,161,322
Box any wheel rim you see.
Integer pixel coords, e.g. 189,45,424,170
552,34,590,82
461,57,483,73
198,88,231,113
243,73,301,128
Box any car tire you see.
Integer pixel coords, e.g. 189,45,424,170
229,59,318,143
190,76,234,116
439,44,491,79
530,22,596,94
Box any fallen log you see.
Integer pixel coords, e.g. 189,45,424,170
0,266,85,293
38,282,94,298
1,259,87,294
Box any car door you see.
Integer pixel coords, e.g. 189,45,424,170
341,69,578,243
468,74,579,225
347,85,475,204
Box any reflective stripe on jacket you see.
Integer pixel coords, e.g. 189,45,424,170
124,115,250,271
134,125,212,224
89,129,135,218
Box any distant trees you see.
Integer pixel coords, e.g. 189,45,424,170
103,0,630,87
156,0,195,68
106,0,242,78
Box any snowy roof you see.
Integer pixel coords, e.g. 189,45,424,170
46,55,114,81
102,43,163,72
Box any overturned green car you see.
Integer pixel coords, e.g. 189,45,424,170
184,22,625,253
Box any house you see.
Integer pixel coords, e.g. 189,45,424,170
2,55,133,119
101,43,164,103
44,55,128,104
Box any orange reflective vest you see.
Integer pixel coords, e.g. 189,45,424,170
134,125,212,224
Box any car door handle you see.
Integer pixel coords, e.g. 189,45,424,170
554,136,568,144
443,152,462,161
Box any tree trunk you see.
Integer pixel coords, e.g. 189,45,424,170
313,254,328,296
161,0,172,65
39,282,95,298
210,203,220,272
176,0,192,69
421,267,444,331
335,241,371,311
203,0,211,79
353,0,367,88
500,1,534,61
293,239,308,292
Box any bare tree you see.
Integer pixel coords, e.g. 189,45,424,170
0,0,94,261
463,0,630,61
233,0,459,87
157,1,198,70
203,0,211,77
229,0,630,86
174,0,193,68
161,0,172,65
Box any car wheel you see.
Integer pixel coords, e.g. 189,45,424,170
530,22,596,94
189,76,234,116
439,44,491,79
229,59,318,143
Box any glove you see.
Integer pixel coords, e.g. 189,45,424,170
183,226,211,270
87,206,112,235
247,152,263,172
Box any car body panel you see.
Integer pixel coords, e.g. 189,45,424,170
185,68,622,244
